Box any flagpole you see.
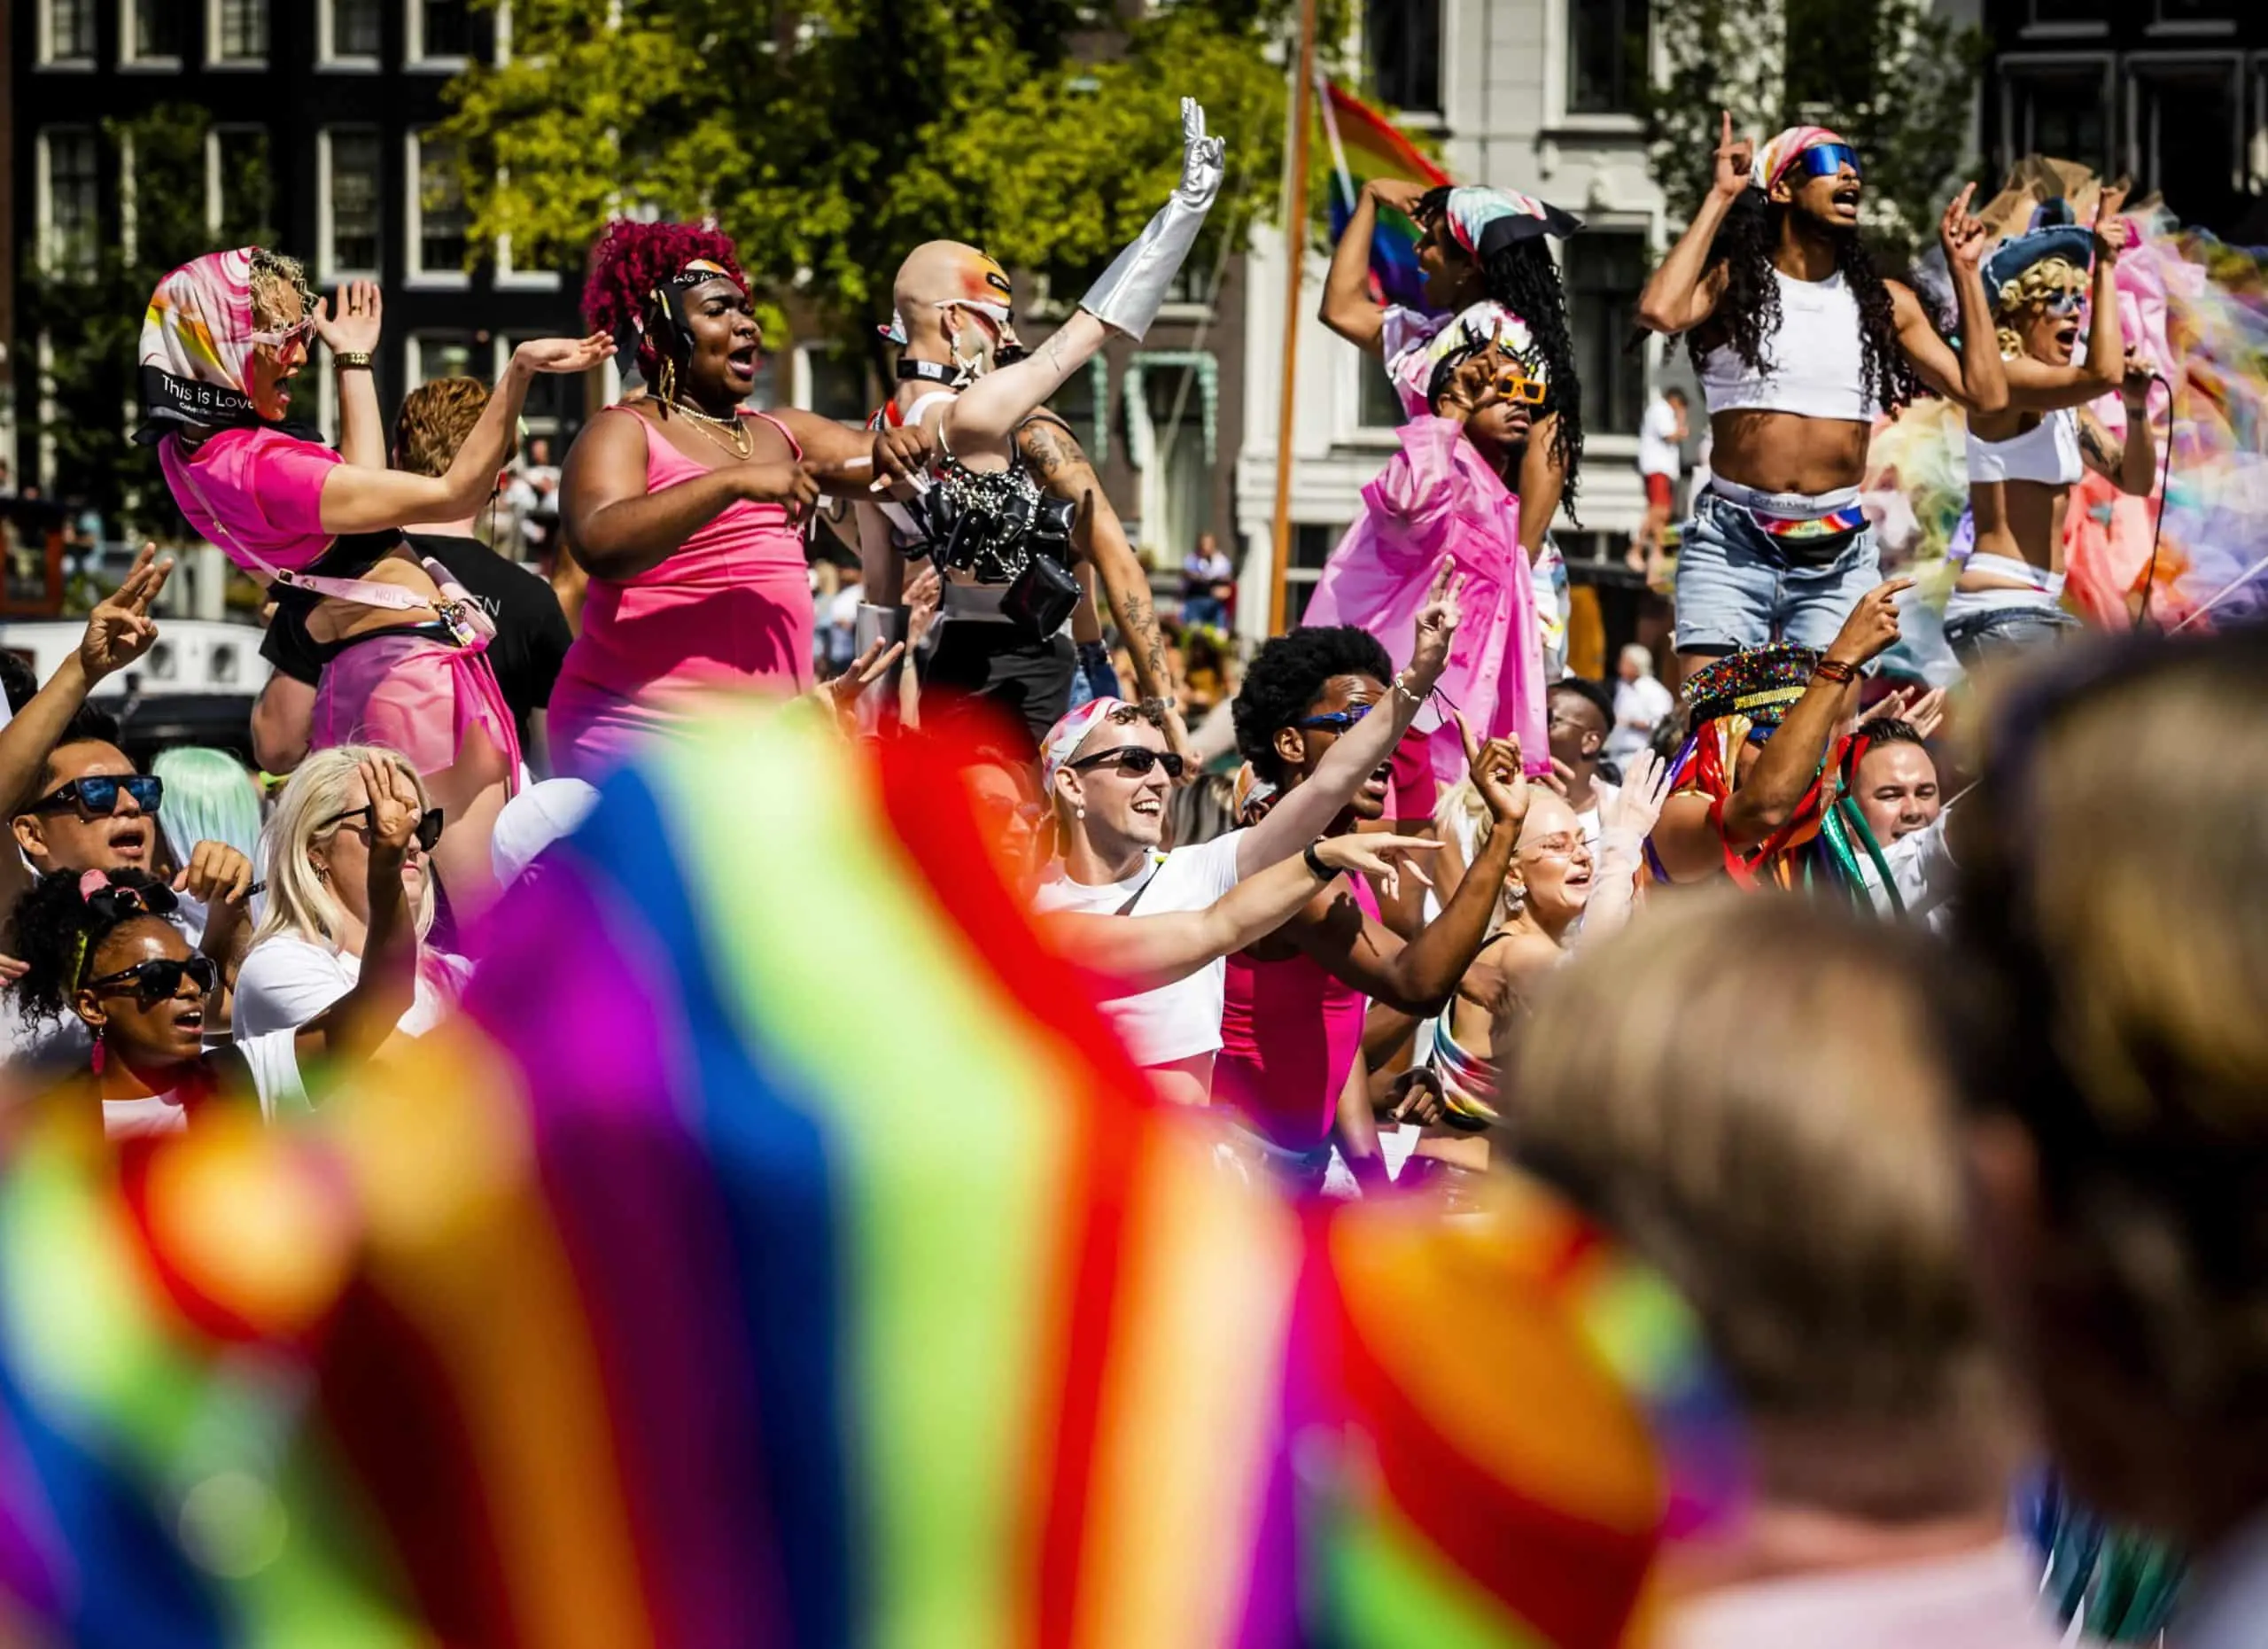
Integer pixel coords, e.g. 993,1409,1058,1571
1268,0,1317,635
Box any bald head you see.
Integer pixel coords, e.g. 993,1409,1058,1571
893,241,1014,354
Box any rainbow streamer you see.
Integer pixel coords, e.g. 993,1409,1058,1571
0,702,1697,1647
1321,81,1450,314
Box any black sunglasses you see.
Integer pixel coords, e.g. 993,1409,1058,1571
320,804,446,853
1068,746,1186,780
27,774,163,819
84,953,220,1007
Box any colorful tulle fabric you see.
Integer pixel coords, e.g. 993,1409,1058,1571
0,701,1727,1646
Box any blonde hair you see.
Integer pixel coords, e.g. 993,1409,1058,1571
246,247,313,332
1510,893,2007,1513
1992,255,2085,359
253,745,437,953
394,376,489,478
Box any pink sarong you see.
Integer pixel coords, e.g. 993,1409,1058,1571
1301,416,1550,784
310,627,523,787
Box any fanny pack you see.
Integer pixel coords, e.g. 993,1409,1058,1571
1706,479,1868,563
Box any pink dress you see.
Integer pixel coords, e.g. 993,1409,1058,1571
1215,876,1379,1154
1301,416,1550,785
162,427,520,782
549,408,816,780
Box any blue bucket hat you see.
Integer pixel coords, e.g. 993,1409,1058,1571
1983,199,2094,303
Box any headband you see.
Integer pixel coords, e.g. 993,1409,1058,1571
1751,127,1851,192
1440,187,1583,261
1421,300,1547,397
64,871,178,995
1040,697,1130,791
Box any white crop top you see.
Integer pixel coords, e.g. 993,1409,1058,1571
1699,268,1881,424
1967,406,2080,486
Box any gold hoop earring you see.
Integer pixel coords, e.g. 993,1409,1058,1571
658,355,678,404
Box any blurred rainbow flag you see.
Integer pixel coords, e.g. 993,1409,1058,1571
1322,79,1452,314
0,702,1728,1647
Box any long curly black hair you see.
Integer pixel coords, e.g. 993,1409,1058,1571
1233,626,1395,786
1417,188,1585,514
1688,187,1915,416
13,867,179,1029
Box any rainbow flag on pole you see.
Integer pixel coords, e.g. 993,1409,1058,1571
1321,79,1452,313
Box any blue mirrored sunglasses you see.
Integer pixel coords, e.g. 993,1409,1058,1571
1296,702,1376,734
2041,288,2086,317
1791,143,1861,182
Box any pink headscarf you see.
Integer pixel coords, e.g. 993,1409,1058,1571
137,248,297,436
1040,697,1130,792
1751,127,1850,193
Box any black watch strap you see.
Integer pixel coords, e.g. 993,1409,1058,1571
1303,840,1332,880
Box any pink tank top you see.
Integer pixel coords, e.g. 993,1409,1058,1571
1215,873,1379,1151
159,425,341,572
558,406,816,700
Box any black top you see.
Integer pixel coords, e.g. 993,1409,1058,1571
261,532,574,743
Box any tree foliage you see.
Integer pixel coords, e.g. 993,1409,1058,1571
446,0,1324,373
20,104,275,536
1640,0,1985,268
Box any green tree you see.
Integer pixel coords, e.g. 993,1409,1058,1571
1641,0,1985,268
444,0,1327,376
20,103,275,540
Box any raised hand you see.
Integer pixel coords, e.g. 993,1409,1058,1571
1939,184,1992,275
2093,183,2132,261
2121,351,2155,411
1315,832,1441,903
314,279,384,356
1826,578,1914,672
173,840,254,908
514,333,617,376
1862,683,1947,742
1712,111,1754,200
79,543,173,680
904,564,944,651
1600,748,1673,839
823,635,906,727
361,758,425,858
1408,558,1465,688
1458,713,1529,827
1176,97,1227,210
1366,178,1429,219
1437,353,1499,424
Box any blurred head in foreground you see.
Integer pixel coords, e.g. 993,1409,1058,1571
1511,895,2022,1590
1954,632,2268,1552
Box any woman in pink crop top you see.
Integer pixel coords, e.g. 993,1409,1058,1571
140,246,610,913
554,222,891,781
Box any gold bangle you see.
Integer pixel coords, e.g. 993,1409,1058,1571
333,351,374,371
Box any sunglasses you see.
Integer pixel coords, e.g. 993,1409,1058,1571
320,804,447,853
85,953,221,1007
2040,289,2086,317
27,774,163,819
1491,368,1549,406
1790,143,1862,182
1068,746,1186,781
1297,702,1380,733
245,315,318,349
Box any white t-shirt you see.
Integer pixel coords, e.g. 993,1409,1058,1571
1030,831,1246,1067
1608,674,1675,761
233,933,472,1040
1636,396,1682,478
104,1031,309,1138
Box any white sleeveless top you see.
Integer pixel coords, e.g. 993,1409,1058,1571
1967,406,2080,486
1699,268,1880,424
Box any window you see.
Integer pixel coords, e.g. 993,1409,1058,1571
1568,0,1650,115
1366,0,1441,114
43,0,97,63
1358,352,1403,429
411,0,471,64
322,0,382,62
497,334,578,432
795,343,868,420
1285,524,1339,625
2155,0,2237,21
2132,61,2243,231
41,129,102,274
1566,229,1649,436
414,334,485,385
207,125,273,242
2026,0,2110,22
2002,63,2115,177
124,0,187,64
213,0,268,64
322,128,383,277
410,133,470,283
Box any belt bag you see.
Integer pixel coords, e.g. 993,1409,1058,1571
1710,487,1868,567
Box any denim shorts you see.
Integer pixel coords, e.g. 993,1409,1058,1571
1673,491,1881,655
1943,601,2079,667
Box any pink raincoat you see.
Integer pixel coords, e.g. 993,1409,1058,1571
1301,416,1549,784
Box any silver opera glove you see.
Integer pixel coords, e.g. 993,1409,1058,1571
1078,98,1227,342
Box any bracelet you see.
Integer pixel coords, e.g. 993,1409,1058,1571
1140,694,1177,718
1813,657,1859,685
332,351,374,371
1302,840,1332,880
1392,669,1425,707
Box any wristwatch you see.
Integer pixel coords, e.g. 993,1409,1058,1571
333,351,374,371
1303,839,1332,880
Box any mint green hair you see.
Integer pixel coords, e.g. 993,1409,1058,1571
150,747,264,874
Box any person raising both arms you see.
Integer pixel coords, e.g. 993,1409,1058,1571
1949,185,2157,665
139,249,609,912
1635,118,2008,674
554,222,907,782
861,99,1226,757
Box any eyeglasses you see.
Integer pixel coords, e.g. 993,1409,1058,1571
245,315,318,350
84,953,220,1007
1518,832,1587,861
1067,746,1186,780
1492,369,1548,406
1296,703,1377,734
319,804,447,853
1790,143,1862,182
26,774,163,819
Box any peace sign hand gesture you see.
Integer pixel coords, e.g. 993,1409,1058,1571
1939,184,1992,275
1459,713,1530,828
1409,558,1465,690
1712,112,1754,201
79,544,173,681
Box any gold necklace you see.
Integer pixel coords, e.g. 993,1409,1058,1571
668,398,754,459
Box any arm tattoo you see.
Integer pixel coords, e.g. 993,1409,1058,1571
2078,416,2120,477
1020,420,1074,484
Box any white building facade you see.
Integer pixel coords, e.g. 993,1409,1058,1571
1234,0,1679,642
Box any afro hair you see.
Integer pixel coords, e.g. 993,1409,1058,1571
1232,626,1396,785
581,221,747,378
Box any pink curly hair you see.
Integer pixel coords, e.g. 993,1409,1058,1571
581,221,747,377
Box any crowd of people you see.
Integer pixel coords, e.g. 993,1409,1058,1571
3,96,2264,1644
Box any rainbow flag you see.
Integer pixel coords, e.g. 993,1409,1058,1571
1322,80,1452,314
0,702,1705,1647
